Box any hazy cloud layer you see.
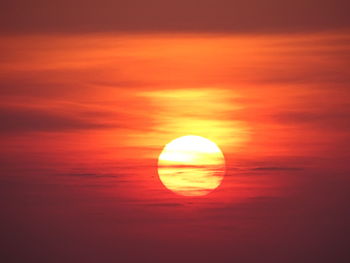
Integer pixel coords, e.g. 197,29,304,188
1,0,349,33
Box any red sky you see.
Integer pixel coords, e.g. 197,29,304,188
1,2,350,263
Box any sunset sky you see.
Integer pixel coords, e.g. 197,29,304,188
1,1,350,263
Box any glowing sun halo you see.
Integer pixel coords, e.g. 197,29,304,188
157,135,226,196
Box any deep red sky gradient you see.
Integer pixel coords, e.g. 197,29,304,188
1,2,350,263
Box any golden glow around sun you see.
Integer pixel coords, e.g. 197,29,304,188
158,135,225,196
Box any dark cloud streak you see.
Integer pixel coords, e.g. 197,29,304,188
0,106,117,133
275,107,350,131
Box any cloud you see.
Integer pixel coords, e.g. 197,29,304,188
274,107,350,131
251,166,304,171
143,202,184,207
0,0,348,34
0,106,116,133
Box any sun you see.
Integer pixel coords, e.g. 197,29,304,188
157,135,225,196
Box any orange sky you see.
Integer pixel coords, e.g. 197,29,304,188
1,31,350,262
1,31,349,211
1,32,349,161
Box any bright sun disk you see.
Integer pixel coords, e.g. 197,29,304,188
157,135,225,196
